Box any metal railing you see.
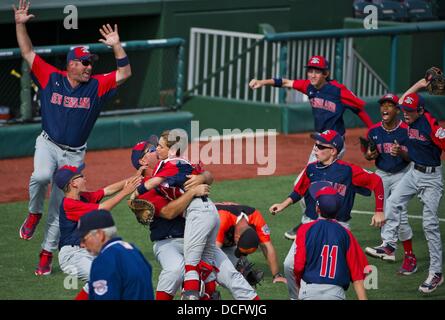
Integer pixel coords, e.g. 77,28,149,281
0,38,185,122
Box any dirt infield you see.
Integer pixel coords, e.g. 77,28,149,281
0,127,381,204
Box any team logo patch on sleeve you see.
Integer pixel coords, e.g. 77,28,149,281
93,280,108,296
262,224,270,235
435,127,445,139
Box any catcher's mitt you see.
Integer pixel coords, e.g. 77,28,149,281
425,67,445,95
359,137,377,153
235,256,264,287
127,199,155,226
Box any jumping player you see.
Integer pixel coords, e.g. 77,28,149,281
15,0,132,276
380,86,445,293
131,131,220,300
249,55,374,240
130,141,259,300
215,202,287,284
362,94,417,275
269,129,384,299
54,164,140,299
294,186,369,300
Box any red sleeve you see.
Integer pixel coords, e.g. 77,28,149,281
79,189,105,204
153,161,179,179
216,211,233,243
294,223,313,286
338,84,373,128
292,79,310,94
63,198,100,222
138,189,169,216
345,229,369,282
349,162,384,212
290,167,311,202
425,112,445,151
92,71,117,97
251,210,271,243
31,54,63,90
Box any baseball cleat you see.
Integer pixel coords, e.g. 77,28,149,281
19,213,42,240
419,273,443,294
181,290,200,300
35,249,52,276
365,244,396,262
398,254,417,276
284,225,299,240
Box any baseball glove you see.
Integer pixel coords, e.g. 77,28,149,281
235,256,264,287
127,199,155,226
359,137,377,153
425,67,445,95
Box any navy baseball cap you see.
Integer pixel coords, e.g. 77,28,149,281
378,93,399,106
398,93,425,112
235,227,260,258
309,181,333,199
130,135,159,169
310,130,344,153
66,46,98,64
54,163,85,190
305,55,330,70
76,209,115,239
315,186,341,218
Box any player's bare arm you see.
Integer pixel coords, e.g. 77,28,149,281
399,78,429,103
249,78,294,89
352,280,367,300
260,242,287,284
103,175,143,196
99,175,140,211
13,0,36,66
269,197,293,215
99,24,132,85
184,171,214,191
159,184,210,219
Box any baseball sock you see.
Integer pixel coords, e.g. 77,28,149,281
252,295,260,300
74,289,88,300
156,291,174,300
402,239,413,256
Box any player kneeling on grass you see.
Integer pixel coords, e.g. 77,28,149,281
131,130,220,300
269,129,384,300
361,93,417,275
215,202,287,285
294,186,368,300
78,209,154,300
54,163,141,299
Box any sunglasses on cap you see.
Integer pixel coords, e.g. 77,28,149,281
74,59,93,67
315,143,333,150
71,174,84,181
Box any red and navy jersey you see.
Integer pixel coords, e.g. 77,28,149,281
59,189,104,248
89,237,154,300
151,158,203,201
293,79,373,136
137,188,185,242
294,219,368,290
367,121,410,173
215,203,271,247
31,55,117,147
289,160,384,222
406,112,445,167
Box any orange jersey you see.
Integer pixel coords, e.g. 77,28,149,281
215,203,270,246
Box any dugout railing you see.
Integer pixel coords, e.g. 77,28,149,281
0,38,185,123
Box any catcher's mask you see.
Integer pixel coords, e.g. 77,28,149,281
235,227,259,258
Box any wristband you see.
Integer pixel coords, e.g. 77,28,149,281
273,78,283,87
137,183,148,195
116,56,130,67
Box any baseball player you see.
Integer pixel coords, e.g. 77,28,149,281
294,186,369,300
15,0,132,276
132,131,220,300
215,202,287,284
249,55,374,240
130,141,259,300
378,86,445,293
362,94,417,275
269,129,384,299
54,164,140,299
78,210,154,300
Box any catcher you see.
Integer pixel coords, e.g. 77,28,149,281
425,66,445,95
54,163,141,300
215,202,287,286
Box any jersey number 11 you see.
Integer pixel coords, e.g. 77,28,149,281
320,245,338,279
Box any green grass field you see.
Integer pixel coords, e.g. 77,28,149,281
1,173,444,300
